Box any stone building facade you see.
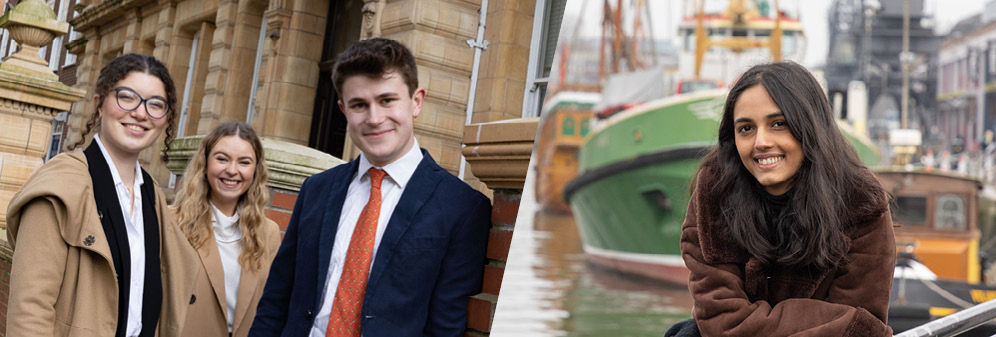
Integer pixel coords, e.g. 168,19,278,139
59,0,562,197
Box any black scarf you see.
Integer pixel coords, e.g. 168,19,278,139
84,142,162,337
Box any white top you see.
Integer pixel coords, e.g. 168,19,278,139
210,202,242,332
93,134,146,337
309,140,423,336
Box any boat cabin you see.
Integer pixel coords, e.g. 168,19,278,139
875,169,982,283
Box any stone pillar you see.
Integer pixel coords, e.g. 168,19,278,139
471,1,535,124
198,0,267,133
62,25,100,154
0,0,87,229
461,117,538,335
0,1,87,333
254,0,327,145
165,135,346,231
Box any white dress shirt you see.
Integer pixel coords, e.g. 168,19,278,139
310,140,423,336
94,134,146,337
210,202,243,333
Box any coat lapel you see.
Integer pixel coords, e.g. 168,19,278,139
84,143,134,337
196,234,229,321
158,194,201,337
232,264,261,334
65,152,115,277
315,159,357,308
365,152,443,295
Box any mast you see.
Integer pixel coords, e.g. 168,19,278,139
693,0,784,78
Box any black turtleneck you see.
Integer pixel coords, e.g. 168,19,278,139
762,189,793,248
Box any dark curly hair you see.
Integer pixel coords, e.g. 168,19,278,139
331,38,418,97
72,53,179,163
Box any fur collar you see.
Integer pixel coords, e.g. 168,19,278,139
691,165,888,302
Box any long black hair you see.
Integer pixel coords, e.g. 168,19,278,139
698,61,885,269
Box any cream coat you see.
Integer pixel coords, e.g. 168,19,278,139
5,150,200,337
180,217,280,337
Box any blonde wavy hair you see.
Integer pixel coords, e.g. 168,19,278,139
173,121,270,271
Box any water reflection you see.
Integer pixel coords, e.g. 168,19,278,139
492,201,694,336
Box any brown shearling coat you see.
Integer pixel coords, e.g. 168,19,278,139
5,150,200,337
680,166,896,337
180,217,280,337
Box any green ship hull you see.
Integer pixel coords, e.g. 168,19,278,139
564,89,880,285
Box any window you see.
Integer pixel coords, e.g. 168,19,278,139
935,194,966,230
45,111,68,161
522,0,567,118
49,0,69,71
892,195,927,226
0,30,9,57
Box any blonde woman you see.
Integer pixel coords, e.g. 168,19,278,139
173,121,280,337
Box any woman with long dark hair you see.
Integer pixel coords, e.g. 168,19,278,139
5,53,199,337
678,61,895,336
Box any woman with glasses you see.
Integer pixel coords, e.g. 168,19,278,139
5,53,199,337
173,122,279,337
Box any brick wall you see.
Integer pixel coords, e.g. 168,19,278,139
265,189,297,234
57,63,78,86
467,188,519,336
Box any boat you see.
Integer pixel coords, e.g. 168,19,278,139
535,91,600,213
676,0,806,85
877,169,996,334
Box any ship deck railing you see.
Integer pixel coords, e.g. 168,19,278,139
894,298,996,336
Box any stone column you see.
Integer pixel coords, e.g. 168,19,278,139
461,117,538,335
197,0,267,133
254,0,327,145
0,0,87,229
0,2,87,331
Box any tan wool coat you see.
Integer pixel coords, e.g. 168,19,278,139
5,150,200,337
180,217,281,337
681,166,896,337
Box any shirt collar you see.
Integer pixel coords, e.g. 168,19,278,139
93,134,144,188
357,138,423,189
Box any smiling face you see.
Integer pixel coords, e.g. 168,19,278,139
733,85,804,196
206,135,257,214
96,71,169,163
339,71,425,167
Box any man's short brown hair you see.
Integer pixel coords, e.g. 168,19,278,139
332,38,418,97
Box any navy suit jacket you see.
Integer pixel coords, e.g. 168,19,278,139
250,150,491,337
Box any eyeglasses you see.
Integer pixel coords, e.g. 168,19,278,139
114,88,169,119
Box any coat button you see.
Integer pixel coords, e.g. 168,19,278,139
190,294,196,304
83,235,95,246
305,310,313,320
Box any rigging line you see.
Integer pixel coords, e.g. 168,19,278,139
920,278,976,309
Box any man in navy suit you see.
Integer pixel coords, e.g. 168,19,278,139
250,38,492,337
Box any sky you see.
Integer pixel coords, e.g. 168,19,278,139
562,0,990,68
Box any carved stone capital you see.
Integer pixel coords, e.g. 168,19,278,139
360,0,385,40
462,118,539,190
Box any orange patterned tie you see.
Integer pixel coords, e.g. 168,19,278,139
326,168,387,337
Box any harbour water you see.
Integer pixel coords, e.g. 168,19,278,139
491,159,694,336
